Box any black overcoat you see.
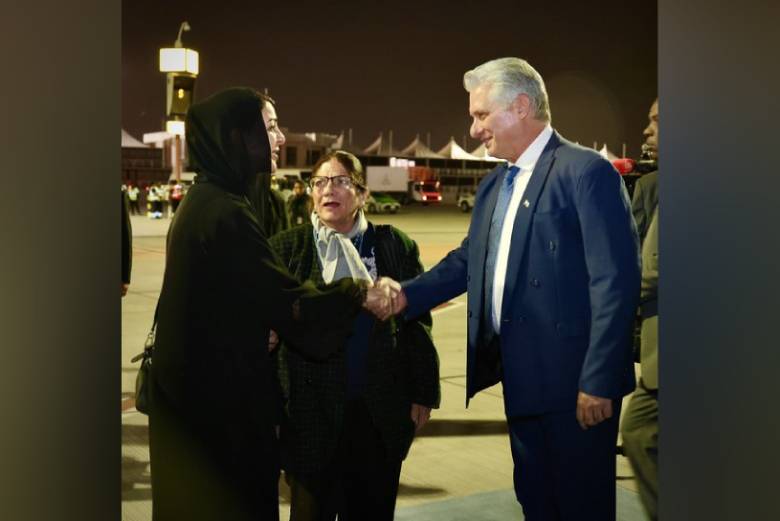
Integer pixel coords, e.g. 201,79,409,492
270,223,440,477
148,88,364,521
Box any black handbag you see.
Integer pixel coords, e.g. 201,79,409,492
131,315,156,415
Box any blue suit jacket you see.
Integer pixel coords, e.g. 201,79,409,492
404,131,641,416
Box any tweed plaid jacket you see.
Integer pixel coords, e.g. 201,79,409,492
269,223,440,476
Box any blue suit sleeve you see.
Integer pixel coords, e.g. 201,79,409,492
574,159,642,398
401,165,500,320
402,236,469,319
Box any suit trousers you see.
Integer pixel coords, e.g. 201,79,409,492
507,402,622,521
620,380,658,520
286,399,402,521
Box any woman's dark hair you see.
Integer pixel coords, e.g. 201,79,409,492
311,150,366,191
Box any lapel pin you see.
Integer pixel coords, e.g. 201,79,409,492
523,200,530,208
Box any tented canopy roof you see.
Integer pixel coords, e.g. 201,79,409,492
598,144,619,161
329,131,365,154
363,133,401,156
143,131,175,147
399,135,443,158
121,129,147,148
470,143,503,162
437,137,480,160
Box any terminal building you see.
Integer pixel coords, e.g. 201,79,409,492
123,125,639,203
275,130,501,203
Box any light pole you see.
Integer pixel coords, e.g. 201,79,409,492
159,21,198,182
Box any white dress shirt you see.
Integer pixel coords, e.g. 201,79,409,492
491,124,553,332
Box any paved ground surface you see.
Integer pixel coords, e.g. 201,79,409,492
122,204,644,520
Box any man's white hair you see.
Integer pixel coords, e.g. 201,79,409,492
463,57,551,123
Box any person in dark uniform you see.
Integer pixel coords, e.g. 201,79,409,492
121,188,132,297
286,179,313,227
267,186,290,236
620,98,660,520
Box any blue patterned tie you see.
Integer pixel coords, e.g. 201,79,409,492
483,165,520,335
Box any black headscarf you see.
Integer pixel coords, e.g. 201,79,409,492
186,87,272,222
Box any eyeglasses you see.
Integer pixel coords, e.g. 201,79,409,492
309,175,355,191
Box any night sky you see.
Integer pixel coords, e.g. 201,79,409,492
122,0,657,157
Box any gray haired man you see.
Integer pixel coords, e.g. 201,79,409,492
385,57,640,520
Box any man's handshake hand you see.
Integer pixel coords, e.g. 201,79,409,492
362,277,408,321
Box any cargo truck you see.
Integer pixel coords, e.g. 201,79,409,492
365,165,442,204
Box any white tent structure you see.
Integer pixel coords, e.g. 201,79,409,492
598,144,619,161
470,143,503,162
437,137,480,160
363,134,382,154
399,135,443,158
143,131,175,148
122,129,147,148
331,131,368,154
363,133,401,156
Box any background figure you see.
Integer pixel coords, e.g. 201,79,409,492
286,179,313,227
267,186,290,236
271,176,292,202
630,99,659,244
278,177,293,202
271,150,440,521
127,184,141,215
169,181,184,214
146,184,162,219
390,57,640,520
121,188,132,297
158,183,171,218
148,88,374,521
620,98,659,521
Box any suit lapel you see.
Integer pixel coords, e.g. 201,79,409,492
469,165,505,317
501,131,561,308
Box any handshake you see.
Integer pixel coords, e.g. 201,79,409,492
362,277,408,321
269,278,408,352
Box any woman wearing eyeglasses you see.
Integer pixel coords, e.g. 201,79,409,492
269,150,440,521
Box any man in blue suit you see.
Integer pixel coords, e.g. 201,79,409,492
384,57,641,520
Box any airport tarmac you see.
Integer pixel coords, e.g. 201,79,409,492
122,204,645,520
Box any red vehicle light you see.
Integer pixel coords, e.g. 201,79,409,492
611,158,636,175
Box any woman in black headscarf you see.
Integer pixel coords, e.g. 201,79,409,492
148,88,372,521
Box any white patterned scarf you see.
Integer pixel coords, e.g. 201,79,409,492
311,210,373,284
